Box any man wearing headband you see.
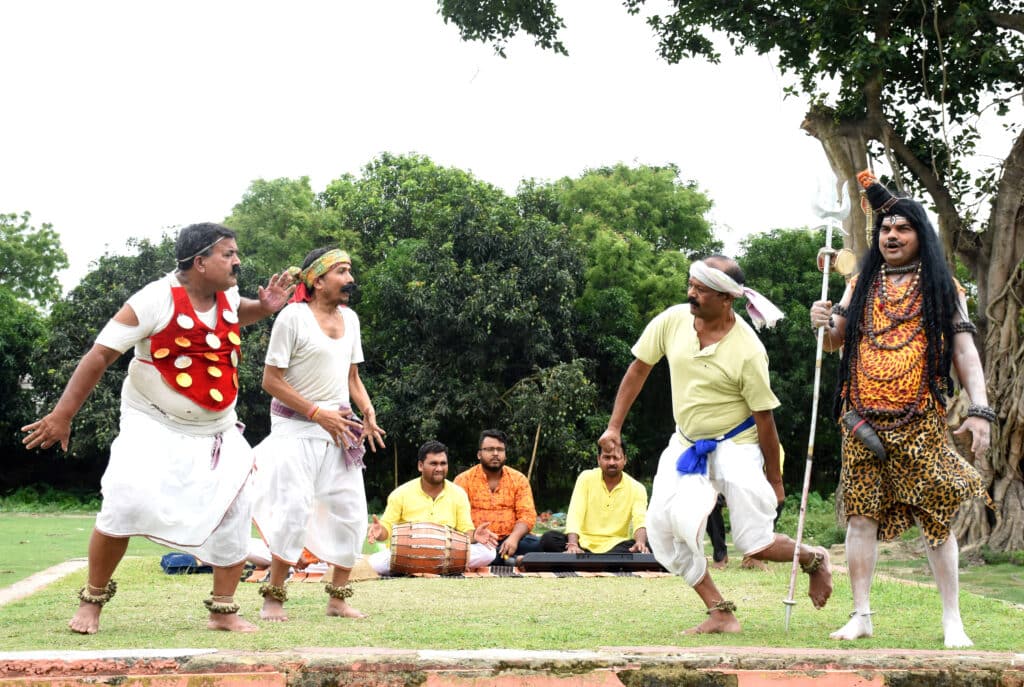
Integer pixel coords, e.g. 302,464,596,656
599,254,833,634
809,171,993,648
22,222,295,634
250,246,385,621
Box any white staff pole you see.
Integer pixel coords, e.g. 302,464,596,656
784,180,849,630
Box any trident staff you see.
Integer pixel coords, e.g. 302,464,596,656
784,181,849,630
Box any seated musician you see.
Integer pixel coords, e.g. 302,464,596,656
540,441,650,556
367,440,497,574
454,429,543,565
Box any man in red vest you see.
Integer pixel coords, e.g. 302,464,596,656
22,223,293,635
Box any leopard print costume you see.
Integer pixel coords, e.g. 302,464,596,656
841,409,990,547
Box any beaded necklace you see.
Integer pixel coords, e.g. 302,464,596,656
848,262,931,431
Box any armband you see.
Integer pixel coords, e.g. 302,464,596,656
953,321,978,335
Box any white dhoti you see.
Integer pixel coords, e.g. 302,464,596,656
647,432,777,586
94,406,254,567
251,416,367,569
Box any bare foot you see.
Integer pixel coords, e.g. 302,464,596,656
943,621,973,648
806,547,833,609
683,611,742,635
327,598,367,618
68,602,102,634
830,613,872,640
208,613,258,632
711,557,729,570
740,557,768,571
260,597,289,622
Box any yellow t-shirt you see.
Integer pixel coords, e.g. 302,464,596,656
378,478,475,543
632,304,779,445
565,468,648,553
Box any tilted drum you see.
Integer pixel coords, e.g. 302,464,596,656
389,522,469,575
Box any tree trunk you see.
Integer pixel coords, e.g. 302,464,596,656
967,128,1024,552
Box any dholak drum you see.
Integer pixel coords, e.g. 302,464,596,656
390,522,469,575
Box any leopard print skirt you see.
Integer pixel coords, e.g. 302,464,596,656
840,410,990,547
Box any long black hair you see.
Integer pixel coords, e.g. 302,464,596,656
833,195,959,420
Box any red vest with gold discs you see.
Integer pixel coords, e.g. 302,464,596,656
148,287,242,411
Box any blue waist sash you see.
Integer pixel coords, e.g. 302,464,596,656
676,415,756,476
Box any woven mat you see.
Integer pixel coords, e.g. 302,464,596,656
243,560,670,583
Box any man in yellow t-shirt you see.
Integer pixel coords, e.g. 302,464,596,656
599,255,832,635
366,440,497,574
540,442,648,554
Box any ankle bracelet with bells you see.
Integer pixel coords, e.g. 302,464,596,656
325,583,354,600
78,579,117,606
801,551,825,574
258,582,289,603
204,593,240,614
707,599,737,615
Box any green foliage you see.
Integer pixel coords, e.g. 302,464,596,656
226,176,361,281
438,0,567,57
0,485,101,512
543,164,718,255
499,360,602,499
738,227,846,493
981,546,1024,567
0,289,46,449
333,155,586,486
774,492,846,549
0,211,69,306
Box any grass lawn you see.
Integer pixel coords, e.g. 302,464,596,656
0,513,167,587
1,513,1021,652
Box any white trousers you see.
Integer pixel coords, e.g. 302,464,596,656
251,420,367,569
94,406,254,567
647,433,777,586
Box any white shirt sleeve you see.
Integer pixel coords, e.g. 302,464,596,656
345,308,365,365
264,305,299,368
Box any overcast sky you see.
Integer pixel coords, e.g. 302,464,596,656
2,1,836,291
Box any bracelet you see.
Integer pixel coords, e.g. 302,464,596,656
308,405,321,420
966,403,996,422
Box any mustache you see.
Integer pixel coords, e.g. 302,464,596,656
687,296,699,307
231,264,242,277
341,282,361,305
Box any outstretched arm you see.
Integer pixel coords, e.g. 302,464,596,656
22,343,123,451
598,359,653,455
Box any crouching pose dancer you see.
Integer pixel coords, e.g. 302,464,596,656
251,247,385,621
22,223,294,633
810,171,993,648
599,255,832,634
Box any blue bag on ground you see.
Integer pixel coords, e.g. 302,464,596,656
160,552,212,574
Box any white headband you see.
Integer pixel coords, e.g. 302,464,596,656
690,260,785,330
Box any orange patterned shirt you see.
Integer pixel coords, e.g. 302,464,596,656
453,464,537,538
